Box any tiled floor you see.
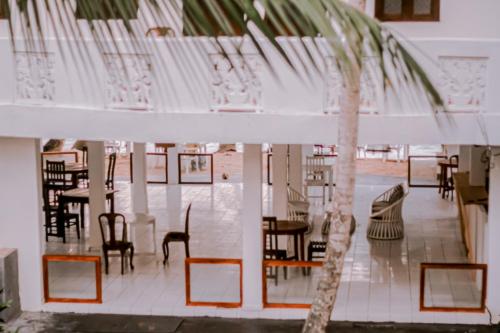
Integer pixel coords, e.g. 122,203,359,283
43,175,490,324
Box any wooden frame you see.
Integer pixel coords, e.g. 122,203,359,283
185,258,242,308
130,152,168,184
43,255,102,304
262,260,323,309
407,155,447,188
178,153,214,185
375,0,440,22
419,263,487,313
41,151,79,163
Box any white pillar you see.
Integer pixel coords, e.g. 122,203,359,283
487,150,500,320
132,142,149,214
167,145,179,185
242,144,263,310
272,144,288,220
87,141,106,250
302,144,314,161
458,145,471,173
469,146,487,186
0,138,44,311
289,145,302,193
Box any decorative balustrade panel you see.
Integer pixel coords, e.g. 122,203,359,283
439,56,488,113
103,53,153,110
323,56,380,114
15,51,55,103
210,54,262,112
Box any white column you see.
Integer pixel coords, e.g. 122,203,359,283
242,144,263,310
302,144,314,161
272,144,288,220
167,145,179,185
458,145,471,173
132,142,149,214
487,150,500,320
469,146,487,186
0,138,44,311
87,141,106,250
289,144,302,193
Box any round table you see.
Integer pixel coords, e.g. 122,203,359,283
263,220,309,261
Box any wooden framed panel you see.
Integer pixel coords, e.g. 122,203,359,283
407,155,447,188
420,263,487,312
41,151,79,164
263,260,323,309
375,0,440,22
43,255,102,304
185,258,242,308
178,153,214,185
130,152,168,184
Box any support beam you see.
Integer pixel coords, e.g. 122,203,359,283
167,145,179,185
132,142,149,214
242,144,263,311
487,149,500,320
458,145,471,173
0,138,44,311
272,144,288,219
88,141,106,250
289,144,302,193
469,146,487,186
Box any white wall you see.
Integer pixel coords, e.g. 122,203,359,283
0,137,44,311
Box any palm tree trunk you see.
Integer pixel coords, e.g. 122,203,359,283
303,1,365,332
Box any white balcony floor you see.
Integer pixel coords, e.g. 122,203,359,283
42,176,490,324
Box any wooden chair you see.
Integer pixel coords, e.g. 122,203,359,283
105,153,117,190
444,155,459,200
44,160,74,191
42,185,80,243
99,213,134,275
304,156,326,205
162,203,192,265
287,187,310,230
262,216,289,286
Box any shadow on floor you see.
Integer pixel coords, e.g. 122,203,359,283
8,313,498,333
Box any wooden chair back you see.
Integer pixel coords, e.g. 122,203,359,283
106,153,117,190
99,213,127,246
184,203,192,236
262,216,279,258
82,146,88,166
45,160,67,185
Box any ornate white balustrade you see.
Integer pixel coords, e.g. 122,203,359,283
0,37,495,116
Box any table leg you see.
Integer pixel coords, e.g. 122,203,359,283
57,199,66,242
110,195,115,213
293,235,299,261
300,232,306,275
80,203,85,229
441,165,447,199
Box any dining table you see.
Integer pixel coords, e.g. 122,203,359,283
262,220,309,262
56,188,117,238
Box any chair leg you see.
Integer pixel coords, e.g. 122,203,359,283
162,239,168,265
184,240,190,258
103,248,109,275
120,250,125,275
75,217,80,239
129,246,134,271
